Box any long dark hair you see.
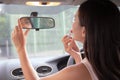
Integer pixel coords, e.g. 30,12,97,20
78,0,120,80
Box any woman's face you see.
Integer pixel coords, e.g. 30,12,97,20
71,11,85,43
20,18,32,28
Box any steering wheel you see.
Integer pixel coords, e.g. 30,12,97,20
67,56,75,66
67,49,85,66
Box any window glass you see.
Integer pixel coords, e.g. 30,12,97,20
0,5,78,59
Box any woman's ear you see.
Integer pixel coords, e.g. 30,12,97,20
82,27,85,38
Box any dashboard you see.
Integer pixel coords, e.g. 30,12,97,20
0,54,70,80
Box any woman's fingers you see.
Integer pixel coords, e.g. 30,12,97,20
62,36,72,46
62,35,79,53
62,35,72,43
18,19,30,36
24,29,30,36
11,19,30,53
62,35,74,53
18,19,22,29
12,26,18,37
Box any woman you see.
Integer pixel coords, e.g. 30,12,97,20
20,17,32,29
11,0,120,80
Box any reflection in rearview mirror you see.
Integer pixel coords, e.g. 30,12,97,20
20,17,55,29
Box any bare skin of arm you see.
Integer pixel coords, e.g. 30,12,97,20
40,63,92,80
12,20,39,80
11,20,90,80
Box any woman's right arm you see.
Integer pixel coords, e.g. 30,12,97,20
12,20,40,80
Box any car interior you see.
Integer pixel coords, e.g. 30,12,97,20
0,0,119,80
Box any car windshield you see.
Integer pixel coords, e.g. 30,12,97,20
0,4,78,59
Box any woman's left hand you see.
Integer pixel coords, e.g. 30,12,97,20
11,19,30,52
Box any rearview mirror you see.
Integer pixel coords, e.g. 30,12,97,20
20,17,55,30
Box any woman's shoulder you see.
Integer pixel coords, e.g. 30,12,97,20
58,62,92,80
72,62,92,80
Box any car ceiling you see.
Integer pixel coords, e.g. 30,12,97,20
0,0,120,6
0,0,119,15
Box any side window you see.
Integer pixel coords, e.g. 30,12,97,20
0,14,9,59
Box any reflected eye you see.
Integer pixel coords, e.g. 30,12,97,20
25,21,30,24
